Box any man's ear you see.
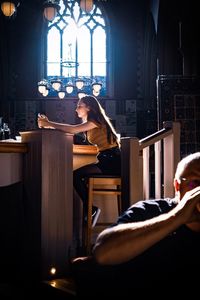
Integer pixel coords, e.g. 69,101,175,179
174,178,180,193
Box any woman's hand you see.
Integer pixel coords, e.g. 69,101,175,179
37,114,54,129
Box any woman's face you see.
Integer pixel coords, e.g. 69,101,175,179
75,101,90,119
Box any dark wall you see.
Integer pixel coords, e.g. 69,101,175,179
157,0,200,76
106,0,146,99
14,1,43,99
0,0,44,121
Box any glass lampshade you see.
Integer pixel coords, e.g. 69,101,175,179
43,6,57,21
66,84,74,94
92,89,100,97
75,79,84,90
38,80,48,94
80,0,93,13
42,88,49,97
92,82,102,93
43,1,60,22
51,80,62,91
77,92,87,99
58,91,65,99
1,2,16,17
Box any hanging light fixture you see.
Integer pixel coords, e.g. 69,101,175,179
43,0,60,22
80,0,93,13
37,77,102,99
38,42,102,99
1,1,20,17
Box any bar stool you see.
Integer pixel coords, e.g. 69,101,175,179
83,174,122,254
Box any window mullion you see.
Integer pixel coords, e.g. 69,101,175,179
60,31,63,77
90,32,93,78
75,38,78,77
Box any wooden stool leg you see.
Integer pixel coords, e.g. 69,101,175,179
85,178,93,254
83,177,121,255
117,195,122,215
117,185,122,214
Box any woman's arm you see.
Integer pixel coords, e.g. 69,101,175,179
37,114,97,134
93,187,200,265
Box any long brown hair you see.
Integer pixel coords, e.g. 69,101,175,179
81,95,120,147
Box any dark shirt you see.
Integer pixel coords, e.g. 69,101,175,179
73,198,200,295
113,198,200,288
117,197,177,223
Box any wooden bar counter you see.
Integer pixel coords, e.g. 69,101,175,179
73,144,98,170
0,139,27,187
0,139,97,188
0,134,98,280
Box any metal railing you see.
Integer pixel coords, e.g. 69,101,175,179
121,121,180,210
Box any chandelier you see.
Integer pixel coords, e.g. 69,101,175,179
38,76,102,99
38,43,102,99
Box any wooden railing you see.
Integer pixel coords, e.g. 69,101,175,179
121,121,180,210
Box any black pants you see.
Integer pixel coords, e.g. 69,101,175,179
73,147,121,210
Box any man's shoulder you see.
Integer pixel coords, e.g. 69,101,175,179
130,197,176,210
117,197,177,223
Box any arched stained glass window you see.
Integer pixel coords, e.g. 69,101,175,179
46,0,108,97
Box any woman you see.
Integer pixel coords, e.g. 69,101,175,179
38,95,121,227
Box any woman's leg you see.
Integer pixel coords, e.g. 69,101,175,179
73,163,102,208
97,150,121,175
73,151,121,227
